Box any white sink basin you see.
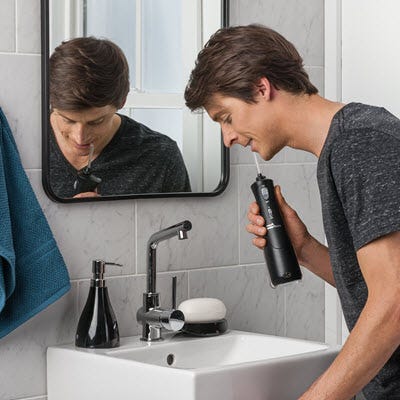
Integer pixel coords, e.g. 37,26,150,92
47,330,339,400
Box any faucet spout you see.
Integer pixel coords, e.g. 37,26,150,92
147,220,192,294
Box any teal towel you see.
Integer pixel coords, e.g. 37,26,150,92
0,108,70,339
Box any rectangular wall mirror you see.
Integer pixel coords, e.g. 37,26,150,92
41,0,230,202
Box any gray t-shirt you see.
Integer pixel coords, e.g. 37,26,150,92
49,114,191,198
317,103,400,399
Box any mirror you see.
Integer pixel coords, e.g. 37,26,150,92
41,0,229,202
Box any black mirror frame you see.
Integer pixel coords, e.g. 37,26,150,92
40,0,230,203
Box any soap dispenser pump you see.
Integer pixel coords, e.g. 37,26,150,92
75,260,122,348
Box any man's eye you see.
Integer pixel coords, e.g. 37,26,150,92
89,119,104,126
63,118,74,124
223,116,232,124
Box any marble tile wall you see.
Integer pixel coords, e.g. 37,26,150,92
0,0,324,398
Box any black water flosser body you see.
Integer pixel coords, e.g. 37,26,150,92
250,153,302,287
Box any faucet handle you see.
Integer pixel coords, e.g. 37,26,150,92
172,276,177,309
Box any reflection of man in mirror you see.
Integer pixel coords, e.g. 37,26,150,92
49,37,191,198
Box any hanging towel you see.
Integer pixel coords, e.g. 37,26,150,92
0,108,70,339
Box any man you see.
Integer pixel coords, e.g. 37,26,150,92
184,25,400,400
49,37,191,199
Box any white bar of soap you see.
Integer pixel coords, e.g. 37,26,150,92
178,298,227,323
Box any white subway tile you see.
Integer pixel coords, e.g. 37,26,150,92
0,0,16,52
0,53,41,169
16,0,41,54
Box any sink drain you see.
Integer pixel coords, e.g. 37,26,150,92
166,353,175,366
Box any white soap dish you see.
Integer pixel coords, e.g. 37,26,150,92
178,298,228,337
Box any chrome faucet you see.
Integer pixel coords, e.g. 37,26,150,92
136,220,192,341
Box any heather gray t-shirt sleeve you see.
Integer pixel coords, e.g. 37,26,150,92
331,128,400,250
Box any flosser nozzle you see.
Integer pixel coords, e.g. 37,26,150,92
253,152,262,176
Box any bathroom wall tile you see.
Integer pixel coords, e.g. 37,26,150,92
235,0,324,67
0,0,15,52
238,163,324,265
284,148,317,164
229,0,240,26
188,264,285,335
306,66,324,95
27,170,135,280
285,269,325,341
77,272,188,338
283,68,322,164
0,283,77,400
136,166,239,273
16,0,41,54
0,54,41,169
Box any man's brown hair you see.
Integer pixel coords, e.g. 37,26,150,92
185,24,318,111
50,37,129,110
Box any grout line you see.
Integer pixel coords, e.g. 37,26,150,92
236,165,242,265
0,51,40,56
187,270,191,298
69,262,266,283
235,161,318,167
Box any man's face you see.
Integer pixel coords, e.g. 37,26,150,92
50,105,119,159
206,93,284,161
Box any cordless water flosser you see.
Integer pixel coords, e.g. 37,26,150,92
73,143,102,195
250,153,302,288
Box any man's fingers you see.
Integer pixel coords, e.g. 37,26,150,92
252,237,267,249
246,222,267,236
247,201,265,226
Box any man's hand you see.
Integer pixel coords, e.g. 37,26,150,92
247,186,312,262
246,185,336,286
73,191,100,198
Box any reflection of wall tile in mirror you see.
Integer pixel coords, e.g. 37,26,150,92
234,0,324,67
0,283,77,400
136,166,239,273
238,164,324,265
27,170,135,280
0,54,41,169
188,264,285,336
285,268,325,341
0,0,15,52
16,0,41,53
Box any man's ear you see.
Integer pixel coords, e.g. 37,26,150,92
255,76,272,100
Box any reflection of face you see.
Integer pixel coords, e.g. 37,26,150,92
206,93,285,161
50,105,121,168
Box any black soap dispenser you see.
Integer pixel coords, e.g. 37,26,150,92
75,260,122,348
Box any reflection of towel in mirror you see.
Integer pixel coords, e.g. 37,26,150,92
0,108,70,339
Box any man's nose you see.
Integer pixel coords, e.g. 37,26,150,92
71,124,87,144
221,126,239,148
